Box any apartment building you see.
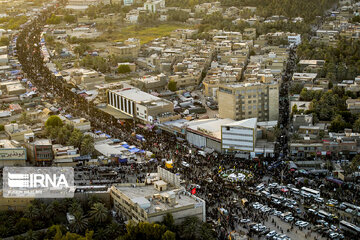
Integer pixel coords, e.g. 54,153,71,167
218,82,279,121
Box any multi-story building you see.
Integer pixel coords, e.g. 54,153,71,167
25,138,53,165
110,38,140,59
218,82,279,121
107,87,174,123
221,118,257,152
68,68,105,90
0,139,26,167
131,74,168,93
110,167,205,224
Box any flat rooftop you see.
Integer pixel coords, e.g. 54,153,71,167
115,184,201,214
110,88,166,104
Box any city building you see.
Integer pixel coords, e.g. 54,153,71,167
52,144,80,167
66,68,105,90
0,139,26,166
4,123,33,142
107,87,174,123
110,38,140,59
144,0,165,13
123,0,134,6
25,138,53,165
287,34,301,46
110,167,205,224
131,74,168,92
221,118,257,153
218,82,279,121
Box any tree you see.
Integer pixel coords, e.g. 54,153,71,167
68,129,84,148
162,213,175,231
45,115,63,128
354,117,360,132
64,14,77,23
46,14,61,24
69,201,83,215
0,124,4,131
81,135,95,156
161,230,176,240
168,80,177,92
118,65,131,74
351,154,360,172
329,115,347,132
89,203,108,224
70,212,88,234
74,43,91,56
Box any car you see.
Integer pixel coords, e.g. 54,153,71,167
274,211,282,216
295,221,302,226
299,222,309,228
205,177,213,183
345,208,353,214
208,105,218,110
288,199,297,205
240,218,251,223
295,208,301,214
181,161,190,167
284,216,294,222
315,197,324,203
330,225,338,231
329,232,339,239
316,220,329,227
266,230,277,239
327,199,338,205
269,183,279,188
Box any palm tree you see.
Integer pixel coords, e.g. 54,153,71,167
180,216,203,240
70,212,88,234
25,205,40,220
89,203,108,224
69,201,83,215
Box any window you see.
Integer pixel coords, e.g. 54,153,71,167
253,106,257,110
248,106,251,109
248,100,251,103
226,127,230,131
248,111,252,114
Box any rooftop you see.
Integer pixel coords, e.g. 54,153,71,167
110,88,168,104
114,184,202,214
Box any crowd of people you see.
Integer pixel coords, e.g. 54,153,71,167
13,1,360,239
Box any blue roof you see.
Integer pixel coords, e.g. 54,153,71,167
122,144,129,148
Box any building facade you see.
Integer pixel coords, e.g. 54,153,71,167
107,88,174,123
221,118,257,152
218,82,279,121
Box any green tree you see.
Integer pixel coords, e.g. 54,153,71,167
89,203,108,224
68,129,84,148
46,14,62,24
64,14,77,23
81,135,95,156
45,115,63,128
329,115,347,132
168,80,177,92
162,213,175,231
353,117,360,132
74,43,91,56
118,65,131,74
70,212,88,234
69,201,83,215
161,230,176,240
0,124,4,131
351,154,360,172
